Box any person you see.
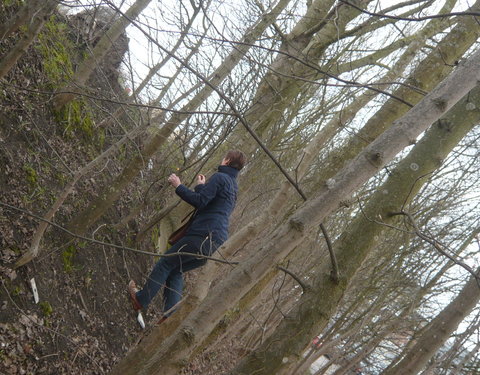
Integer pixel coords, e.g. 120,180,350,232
128,150,246,319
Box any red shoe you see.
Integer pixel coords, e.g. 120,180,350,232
128,280,143,311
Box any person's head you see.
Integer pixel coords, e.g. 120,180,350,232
221,150,247,170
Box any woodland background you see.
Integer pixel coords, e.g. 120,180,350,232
0,0,479,374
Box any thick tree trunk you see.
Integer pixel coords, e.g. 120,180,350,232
52,0,152,109
227,54,480,375
0,0,57,80
109,42,480,375
382,269,480,375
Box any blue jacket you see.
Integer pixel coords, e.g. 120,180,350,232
175,165,238,244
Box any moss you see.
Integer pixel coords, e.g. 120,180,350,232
151,226,160,247
22,163,49,203
23,164,38,187
39,301,53,317
55,171,67,186
62,245,75,272
36,16,103,143
36,16,74,88
56,99,96,139
2,0,22,7
11,285,22,296
62,243,85,273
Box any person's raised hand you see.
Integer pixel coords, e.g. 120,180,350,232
168,173,181,188
197,174,206,185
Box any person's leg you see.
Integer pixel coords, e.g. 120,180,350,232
161,255,208,315
135,236,204,309
163,270,183,314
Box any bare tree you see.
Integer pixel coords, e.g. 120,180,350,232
109,36,480,375
382,268,480,375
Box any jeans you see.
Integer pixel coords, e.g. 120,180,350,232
136,235,218,315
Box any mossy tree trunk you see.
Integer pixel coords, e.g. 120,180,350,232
109,43,480,375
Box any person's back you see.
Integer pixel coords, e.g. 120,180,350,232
177,165,238,244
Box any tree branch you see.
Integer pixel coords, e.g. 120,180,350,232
0,202,238,267
339,0,480,21
320,223,339,283
390,210,480,283
277,265,309,292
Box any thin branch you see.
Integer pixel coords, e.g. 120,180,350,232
0,202,238,266
320,223,339,283
390,211,480,283
277,265,309,292
339,0,480,21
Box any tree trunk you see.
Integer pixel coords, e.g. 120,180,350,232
0,0,47,40
0,0,57,80
52,0,152,109
153,14,442,343
109,41,480,375
310,0,480,188
227,53,480,375
382,269,480,375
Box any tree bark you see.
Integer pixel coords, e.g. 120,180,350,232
109,40,480,375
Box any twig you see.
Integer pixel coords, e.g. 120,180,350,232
390,211,480,282
277,265,309,292
320,223,339,283
339,0,480,22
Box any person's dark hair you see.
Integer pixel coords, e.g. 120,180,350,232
225,150,247,170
